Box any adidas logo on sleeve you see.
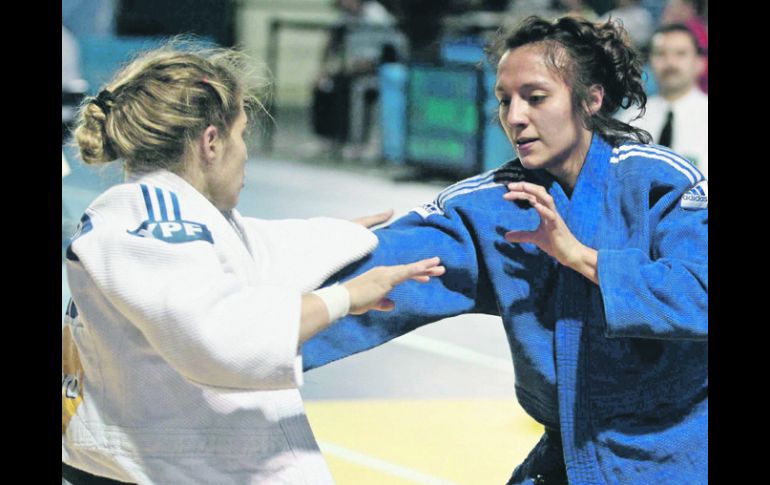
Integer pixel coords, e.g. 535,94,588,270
680,180,708,210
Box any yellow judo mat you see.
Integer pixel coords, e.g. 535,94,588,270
305,399,543,485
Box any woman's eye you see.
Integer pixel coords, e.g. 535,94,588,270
529,95,545,104
498,98,511,108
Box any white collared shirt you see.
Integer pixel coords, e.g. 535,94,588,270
619,87,708,179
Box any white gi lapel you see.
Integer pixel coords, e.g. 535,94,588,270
134,170,259,282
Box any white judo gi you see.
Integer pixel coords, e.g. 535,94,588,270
62,169,377,484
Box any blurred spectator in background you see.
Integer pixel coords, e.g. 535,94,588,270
61,25,82,92
62,25,86,256
599,0,654,51
311,0,398,158
62,0,117,37
555,0,598,20
62,151,71,179
506,0,560,21
62,150,77,258
661,0,707,92
618,23,707,178
62,24,88,144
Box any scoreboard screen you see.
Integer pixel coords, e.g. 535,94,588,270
406,64,484,175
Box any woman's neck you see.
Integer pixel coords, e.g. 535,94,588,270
548,130,593,197
174,158,208,198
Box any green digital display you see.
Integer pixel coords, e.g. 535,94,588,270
407,65,481,170
418,99,478,134
407,138,466,161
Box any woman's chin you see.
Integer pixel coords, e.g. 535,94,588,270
518,156,541,170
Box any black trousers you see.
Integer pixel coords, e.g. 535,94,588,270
62,463,135,485
506,427,568,485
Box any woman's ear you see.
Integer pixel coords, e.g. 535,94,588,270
586,84,605,116
198,125,220,165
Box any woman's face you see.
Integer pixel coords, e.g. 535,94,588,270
495,45,594,184
207,104,248,211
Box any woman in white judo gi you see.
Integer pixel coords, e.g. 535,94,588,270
61,41,443,484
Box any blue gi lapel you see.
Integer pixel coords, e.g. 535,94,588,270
551,134,612,484
564,135,612,248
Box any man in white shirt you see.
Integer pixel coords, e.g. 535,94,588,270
620,24,708,178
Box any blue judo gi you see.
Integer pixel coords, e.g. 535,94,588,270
302,135,708,484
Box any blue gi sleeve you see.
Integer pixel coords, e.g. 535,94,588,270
597,176,708,340
301,204,499,370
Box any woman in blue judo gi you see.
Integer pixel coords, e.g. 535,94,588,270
302,15,708,484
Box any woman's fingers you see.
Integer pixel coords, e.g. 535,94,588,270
351,209,394,228
346,257,444,315
503,191,538,206
389,257,444,286
507,181,548,198
505,182,560,227
530,199,558,224
507,182,556,211
409,257,445,278
410,263,446,282
503,182,586,267
380,257,445,288
372,298,395,312
349,297,395,315
505,230,535,244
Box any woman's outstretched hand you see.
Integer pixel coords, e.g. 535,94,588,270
351,209,394,229
344,257,445,314
503,182,598,284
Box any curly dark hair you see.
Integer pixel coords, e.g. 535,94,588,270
487,16,652,146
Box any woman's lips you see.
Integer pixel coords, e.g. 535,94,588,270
516,138,538,154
